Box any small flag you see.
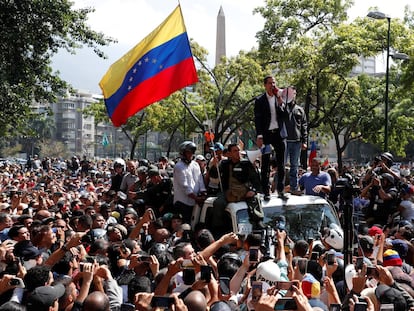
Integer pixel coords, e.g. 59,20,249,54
322,157,329,168
99,5,198,127
308,141,317,167
102,133,109,147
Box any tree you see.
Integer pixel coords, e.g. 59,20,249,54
38,140,69,159
253,0,414,170
183,42,265,146
0,0,114,134
85,41,266,158
84,98,184,159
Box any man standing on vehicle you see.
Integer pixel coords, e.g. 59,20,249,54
212,143,263,235
298,158,331,198
254,75,288,200
283,86,308,194
173,141,207,224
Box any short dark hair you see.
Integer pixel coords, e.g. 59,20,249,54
128,276,152,302
293,240,309,257
8,225,25,239
195,229,215,250
263,75,273,85
172,242,191,260
0,301,27,311
24,265,51,292
227,143,238,152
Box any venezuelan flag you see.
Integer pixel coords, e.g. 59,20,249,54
308,141,317,168
99,5,198,127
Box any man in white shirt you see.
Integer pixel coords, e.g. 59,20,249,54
173,141,207,224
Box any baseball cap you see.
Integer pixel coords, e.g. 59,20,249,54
368,226,383,237
255,259,281,285
27,284,65,310
358,235,374,253
211,142,224,151
391,239,409,259
195,154,206,161
375,284,407,310
148,168,160,177
14,240,42,261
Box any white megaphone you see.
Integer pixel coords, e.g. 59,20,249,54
246,149,262,164
246,145,272,164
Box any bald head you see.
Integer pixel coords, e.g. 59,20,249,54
184,290,207,311
34,209,51,221
83,291,110,311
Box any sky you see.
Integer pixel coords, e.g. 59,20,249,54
52,0,413,94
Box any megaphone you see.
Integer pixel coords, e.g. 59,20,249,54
281,86,296,104
246,145,272,164
246,149,263,164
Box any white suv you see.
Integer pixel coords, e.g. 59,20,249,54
191,193,340,241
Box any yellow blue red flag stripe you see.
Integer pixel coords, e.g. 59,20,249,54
99,5,198,127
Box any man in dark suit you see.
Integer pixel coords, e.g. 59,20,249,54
254,75,287,200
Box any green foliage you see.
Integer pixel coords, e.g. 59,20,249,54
0,0,115,135
38,139,69,159
254,0,414,168
191,42,264,144
0,144,22,158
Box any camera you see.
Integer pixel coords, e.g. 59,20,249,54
335,173,360,201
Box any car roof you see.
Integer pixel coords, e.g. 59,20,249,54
227,194,332,213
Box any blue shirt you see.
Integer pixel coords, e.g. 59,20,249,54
299,171,332,198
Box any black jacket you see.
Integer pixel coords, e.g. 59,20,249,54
219,159,262,193
285,102,308,143
254,92,288,139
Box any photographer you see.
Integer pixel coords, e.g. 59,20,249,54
363,153,400,188
361,173,398,226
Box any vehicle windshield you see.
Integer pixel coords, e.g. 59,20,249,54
236,203,339,241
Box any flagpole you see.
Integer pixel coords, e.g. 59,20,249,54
203,104,223,193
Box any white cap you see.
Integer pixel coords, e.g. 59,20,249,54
195,154,206,161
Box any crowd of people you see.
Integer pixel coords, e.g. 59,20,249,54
0,143,413,311
0,76,413,310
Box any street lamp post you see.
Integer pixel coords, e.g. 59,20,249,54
367,11,391,152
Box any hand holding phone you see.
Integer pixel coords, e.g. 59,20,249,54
139,255,152,263
327,253,336,266
200,265,212,283
219,277,230,295
151,296,174,309
275,281,299,291
296,258,308,275
9,277,25,288
355,257,364,270
251,281,263,302
354,302,367,311
249,247,259,263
